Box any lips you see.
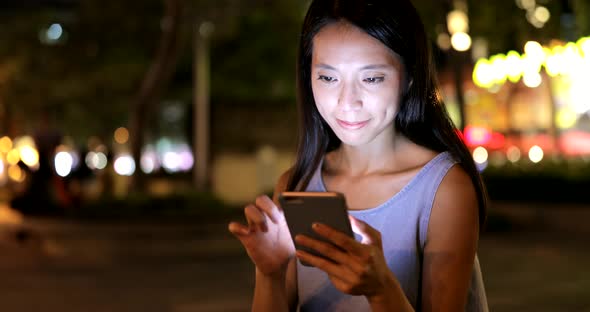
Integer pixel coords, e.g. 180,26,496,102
336,119,369,130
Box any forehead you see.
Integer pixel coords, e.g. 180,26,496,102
311,22,401,66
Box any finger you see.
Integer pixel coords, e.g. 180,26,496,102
295,234,366,274
295,249,357,284
349,216,381,246
228,221,250,236
244,204,268,232
255,195,282,224
312,222,364,255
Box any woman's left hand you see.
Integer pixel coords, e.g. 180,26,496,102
294,215,396,298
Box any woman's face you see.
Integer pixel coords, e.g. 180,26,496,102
311,22,405,148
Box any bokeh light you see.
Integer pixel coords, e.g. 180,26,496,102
473,146,489,164
114,127,130,145
507,146,521,163
55,151,73,177
528,145,544,163
451,32,472,51
114,154,135,176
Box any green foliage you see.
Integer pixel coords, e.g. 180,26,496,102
209,1,304,105
0,1,162,142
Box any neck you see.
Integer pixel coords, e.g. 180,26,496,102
329,135,411,177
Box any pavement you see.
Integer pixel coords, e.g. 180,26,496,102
0,200,589,311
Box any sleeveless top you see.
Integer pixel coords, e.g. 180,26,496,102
297,151,488,311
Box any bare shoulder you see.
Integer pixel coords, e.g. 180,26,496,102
427,164,479,247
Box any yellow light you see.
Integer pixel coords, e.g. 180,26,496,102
6,149,20,165
556,108,578,129
534,6,550,23
473,59,495,88
19,145,39,168
507,146,521,163
521,53,542,74
544,52,561,77
451,32,472,52
489,54,508,85
472,146,489,164
8,165,25,182
528,145,544,163
447,10,469,34
519,0,536,10
0,136,12,153
114,127,129,145
505,51,523,82
578,37,590,57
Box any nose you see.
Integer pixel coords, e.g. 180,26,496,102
338,81,362,111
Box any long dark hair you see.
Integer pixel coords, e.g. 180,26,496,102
287,0,487,226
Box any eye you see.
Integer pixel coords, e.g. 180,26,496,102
363,76,385,84
317,75,337,83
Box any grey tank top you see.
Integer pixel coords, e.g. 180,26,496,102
298,151,488,311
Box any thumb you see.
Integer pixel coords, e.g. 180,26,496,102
349,215,381,246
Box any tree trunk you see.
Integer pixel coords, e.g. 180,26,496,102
128,0,184,193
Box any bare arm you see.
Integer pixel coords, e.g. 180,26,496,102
249,170,298,312
420,165,480,311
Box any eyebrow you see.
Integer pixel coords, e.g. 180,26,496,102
314,63,393,70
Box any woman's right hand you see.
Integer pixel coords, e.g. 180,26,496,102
228,195,295,277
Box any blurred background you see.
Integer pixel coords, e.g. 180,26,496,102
0,0,589,311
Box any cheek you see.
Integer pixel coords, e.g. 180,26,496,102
311,86,334,115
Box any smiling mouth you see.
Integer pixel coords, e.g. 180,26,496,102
336,119,369,130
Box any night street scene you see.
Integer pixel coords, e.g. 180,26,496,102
1,0,590,311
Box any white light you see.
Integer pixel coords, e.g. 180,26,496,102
47,23,63,40
507,146,521,163
528,145,544,163
55,151,73,177
534,6,550,23
451,32,472,52
162,151,181,172
85,152,97,169
524,41,545,61
523,71,542,88
447,10,469,34
141,156,156,174
19,145,39,168
0,159,5,186
520,0,536,10
472,146,489,164
85,152,108,170
114,155,136,176
140,147,159,174
526,10,545,28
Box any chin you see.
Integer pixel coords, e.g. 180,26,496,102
334,134,371,147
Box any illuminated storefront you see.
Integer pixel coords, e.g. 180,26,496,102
441,36,590,164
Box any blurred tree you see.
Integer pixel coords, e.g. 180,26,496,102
128,0,185,191
0,0,163,143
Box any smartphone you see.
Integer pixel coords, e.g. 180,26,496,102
278,191,354,266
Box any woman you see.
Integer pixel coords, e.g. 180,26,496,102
229,0,488,310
